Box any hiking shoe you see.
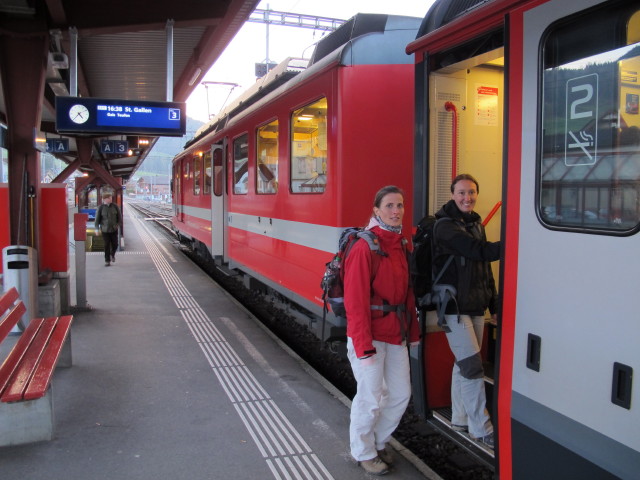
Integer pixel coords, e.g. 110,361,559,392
377,446,394,465
477,432,494,449
358,457,389,476
452,424,468,433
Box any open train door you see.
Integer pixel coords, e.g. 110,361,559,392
210,142,226,260
407,0,504,466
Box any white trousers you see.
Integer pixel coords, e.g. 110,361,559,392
444,314,492,438
347,338,411,461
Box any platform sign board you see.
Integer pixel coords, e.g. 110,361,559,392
100,140,129,154
46,138,69,153
56,97,186,136
100,140,114,154
114,140,128,154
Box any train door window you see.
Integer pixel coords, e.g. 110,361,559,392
539,5,640,233
183,159,190,183
193,154,201,195
233,133,249,194
291,97,327,193
203,150,212,195
173,163,180,196
213,146,224,197
256,119,279,194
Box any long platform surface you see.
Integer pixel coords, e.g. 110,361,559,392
0,203,441,480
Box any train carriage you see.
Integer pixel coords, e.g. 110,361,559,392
408,0,639,478
172,14,422,342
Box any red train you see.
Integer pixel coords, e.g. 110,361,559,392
172,14,421,343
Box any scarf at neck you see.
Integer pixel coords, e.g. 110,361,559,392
367,215,402,234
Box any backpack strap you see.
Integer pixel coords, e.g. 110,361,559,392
433,254,454,286
369,236,411,344
371,303,408,343
356,230,387,256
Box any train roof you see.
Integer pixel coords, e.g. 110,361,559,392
310,13,422,65
184,13,421,150
416,0,492,38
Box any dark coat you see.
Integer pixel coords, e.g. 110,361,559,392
95,203,121,233
433,200,500,316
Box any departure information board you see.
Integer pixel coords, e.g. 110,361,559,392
55,97,186,136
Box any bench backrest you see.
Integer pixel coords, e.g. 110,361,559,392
0,287,26,344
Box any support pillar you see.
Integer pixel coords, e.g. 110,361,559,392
0,33,49,249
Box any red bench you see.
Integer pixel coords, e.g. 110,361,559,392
0,287,73,446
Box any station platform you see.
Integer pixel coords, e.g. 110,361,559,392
0,203,441,480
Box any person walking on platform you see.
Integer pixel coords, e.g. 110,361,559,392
343,185,420,476
95,193,121,267
432,173,500,449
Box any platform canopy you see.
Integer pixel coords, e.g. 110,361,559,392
0,0,260,182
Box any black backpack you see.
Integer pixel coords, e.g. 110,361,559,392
409,215,455,310
320,227,384,320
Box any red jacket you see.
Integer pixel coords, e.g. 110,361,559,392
344,225,419,358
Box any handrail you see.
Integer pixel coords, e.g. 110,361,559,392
444,101,458,181
482,201,502,226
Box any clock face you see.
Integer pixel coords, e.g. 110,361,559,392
69,104,90,124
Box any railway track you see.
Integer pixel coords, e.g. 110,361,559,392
126,200,175,237
129,199,494,480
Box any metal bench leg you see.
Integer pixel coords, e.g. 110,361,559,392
0,386,54,447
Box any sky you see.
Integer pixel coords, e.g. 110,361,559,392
185,0,434,124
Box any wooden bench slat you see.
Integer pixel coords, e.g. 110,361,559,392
24,316,74,400
0,288,24,344
1,318,56,403
0,288,20,313
0,318,43,398
0,302,27,344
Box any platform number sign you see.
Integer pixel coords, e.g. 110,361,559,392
45,138,69,153
100,140,129,154
114,140,128,153
565,73,598,166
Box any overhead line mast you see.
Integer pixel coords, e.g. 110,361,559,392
247,7,347,72
202,8,347,119
248,8,347,31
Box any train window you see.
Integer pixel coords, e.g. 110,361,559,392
213,146,224,197
203,150,212,195
173,164,180,196
539,5,640,233
291,98,327,193
256,119,279,194
233,133,249,195
193,154,201,195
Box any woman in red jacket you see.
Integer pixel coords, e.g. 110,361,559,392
343,185,420,476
